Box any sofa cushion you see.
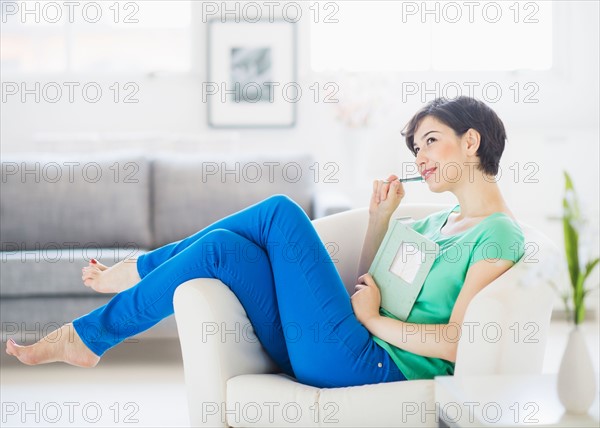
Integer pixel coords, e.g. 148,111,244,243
151,152,315,247
0,295,177,341
0,152,152,250
226,374,437,427
0,247,147,297
0,295,113,342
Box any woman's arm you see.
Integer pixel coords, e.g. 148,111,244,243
357,176,405,281
358,257,516,362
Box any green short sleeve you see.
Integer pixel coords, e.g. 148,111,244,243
469,216,525,267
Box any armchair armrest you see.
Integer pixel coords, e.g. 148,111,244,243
174,278,280,427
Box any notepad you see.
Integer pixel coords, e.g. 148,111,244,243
368,218,440,321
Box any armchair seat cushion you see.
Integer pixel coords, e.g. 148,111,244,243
225,374,436,427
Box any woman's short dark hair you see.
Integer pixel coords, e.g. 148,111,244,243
401,96,507,176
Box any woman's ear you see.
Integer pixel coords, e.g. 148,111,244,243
464,129,481,155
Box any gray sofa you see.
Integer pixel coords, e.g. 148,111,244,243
0,151,348,344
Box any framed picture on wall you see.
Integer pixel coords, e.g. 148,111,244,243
207,20,297,128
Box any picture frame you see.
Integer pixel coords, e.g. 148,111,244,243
207,19,297,128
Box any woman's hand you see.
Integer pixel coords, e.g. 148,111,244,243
351,273,382,326
369,174,405,220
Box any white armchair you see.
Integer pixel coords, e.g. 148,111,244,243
174,204,558,427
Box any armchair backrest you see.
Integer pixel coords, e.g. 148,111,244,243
311,204,557,376
453,223,557,376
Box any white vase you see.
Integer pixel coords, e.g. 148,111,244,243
557,325,597,414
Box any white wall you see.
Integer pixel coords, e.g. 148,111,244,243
1,1,598,311
2,4,598,202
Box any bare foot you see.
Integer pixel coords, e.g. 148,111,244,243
5,323,100,368
82,258,141,294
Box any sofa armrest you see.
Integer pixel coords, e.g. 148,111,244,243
174,279,280,427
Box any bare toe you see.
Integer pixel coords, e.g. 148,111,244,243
6,338,50,365
7,341,39,365
6,338,17,356
89,259,109,271
82,266,101,288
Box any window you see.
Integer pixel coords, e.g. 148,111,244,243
0,0,191,73
310,1,553,72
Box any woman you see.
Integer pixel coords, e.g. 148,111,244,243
6,96,524,388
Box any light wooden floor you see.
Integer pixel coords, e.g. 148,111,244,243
1,339,189,427
1,320,598,427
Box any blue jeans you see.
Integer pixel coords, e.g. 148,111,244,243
73,194,406,388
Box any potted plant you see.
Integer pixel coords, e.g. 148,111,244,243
554,171,599,414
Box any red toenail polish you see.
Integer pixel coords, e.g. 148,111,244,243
91,259,97,264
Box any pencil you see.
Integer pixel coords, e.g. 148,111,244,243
382,176,424,183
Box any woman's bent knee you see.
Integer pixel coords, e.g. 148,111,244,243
267,194,306,217
267,193,294,206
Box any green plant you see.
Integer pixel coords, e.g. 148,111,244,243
559,171,599,324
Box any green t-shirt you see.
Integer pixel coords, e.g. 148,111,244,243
371,204,525,380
